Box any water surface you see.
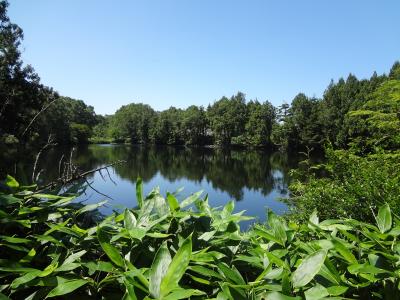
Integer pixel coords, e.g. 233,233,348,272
6,144,297,226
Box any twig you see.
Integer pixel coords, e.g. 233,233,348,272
98,169,107,182
36,160,125,192
22,97,58,137
58,154,65,177
105,167,117,185
32,135,55,182
84,178,114,201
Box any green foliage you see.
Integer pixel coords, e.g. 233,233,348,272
1,177,400,299
288,149,400,223
181,105,208,145
153,107,185,145
110,103,157,144
244,100,276,146
95,93,277,147
346,79,400,153
273,94,323,150
274,67,390,152
207,92,247,146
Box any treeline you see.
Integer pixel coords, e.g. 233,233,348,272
94,63,399,153
94,94,275,147
1,0,399,154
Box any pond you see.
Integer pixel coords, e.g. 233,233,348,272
5,144,298,227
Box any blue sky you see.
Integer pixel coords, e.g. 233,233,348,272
8,0,400,115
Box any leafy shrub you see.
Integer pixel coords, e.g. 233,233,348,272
70,123,91,144
288,149,400,223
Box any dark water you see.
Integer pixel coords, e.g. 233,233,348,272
5,144,298,226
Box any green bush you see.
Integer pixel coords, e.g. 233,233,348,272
288,150,400,223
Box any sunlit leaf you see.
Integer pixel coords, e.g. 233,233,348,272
149,242,172,298
46,279,88,298
292,250,327,288
160,234,192,297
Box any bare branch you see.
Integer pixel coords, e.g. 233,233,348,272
84,178,114,200
22,97,58,137
35,160,125,193
32,135,56,182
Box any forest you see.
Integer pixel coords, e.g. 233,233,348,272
1,0,400,299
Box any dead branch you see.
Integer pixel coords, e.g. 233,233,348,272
32,135,56,182
84,178,114,200
22,97,58,137
35,160,125,193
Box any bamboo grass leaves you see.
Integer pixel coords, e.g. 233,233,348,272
291,250,327,288
1,176,400,299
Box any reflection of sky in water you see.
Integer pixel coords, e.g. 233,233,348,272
75,164,290,229
9,144,296,229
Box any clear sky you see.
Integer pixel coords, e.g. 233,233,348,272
8,0,400,115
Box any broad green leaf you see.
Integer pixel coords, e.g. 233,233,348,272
76,200,107,215
153,194,169,217
0,235,30,244
180,191,202,208
217,262,245,285
265,267,284,280
292,250,327,288
255,227,285,246
318,259,341,285
199,230,216,241
309,210,319,225
262,292,302,300
0,194,21,206
5,175,19,189
46,279,88,297
136,178,143,208
347,263,390,275
128,228,147,240
31,193,63,200
376,203,392,233
326,286,348,296
84,261,115,275
20,248,36,264
332,239,357,264
267,211,287,246
149,243,172,298
55,263,80,272
188,265,224,280
160,234,192,297
191,250,225,262
123,277,137,300
304,284,329,300
39,257,59,278
146,232,171,238
97,227,125,267
0,292,10,300
221,201,235,218
11,270,41,289
124,209,137,230
166,192,180,211
63,250,87,265
162,288,205,300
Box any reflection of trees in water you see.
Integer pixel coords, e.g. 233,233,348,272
87,145,295,201
7,145,297,201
